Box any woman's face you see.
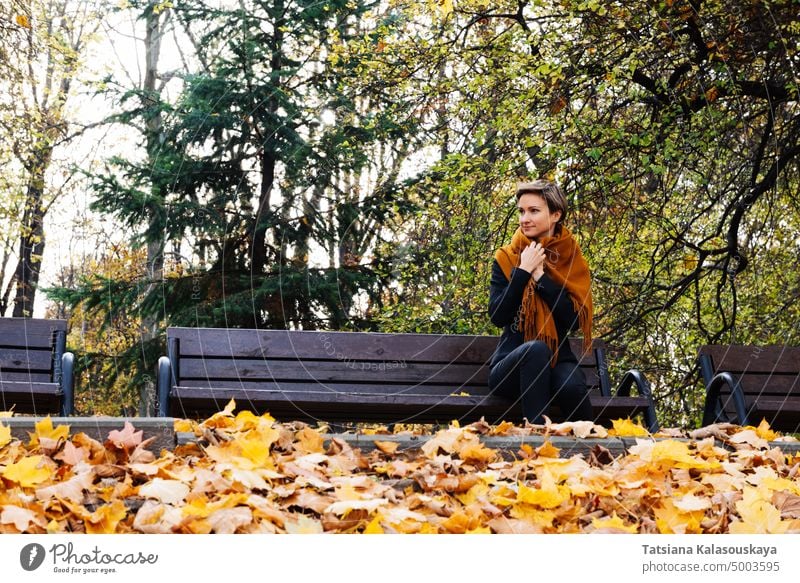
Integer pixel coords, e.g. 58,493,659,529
517,193,561,240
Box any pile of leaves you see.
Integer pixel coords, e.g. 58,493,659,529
1,402,800,534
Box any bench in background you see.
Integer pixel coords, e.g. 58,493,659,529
157,327,658,430
0,317,75,415
699,344,800,431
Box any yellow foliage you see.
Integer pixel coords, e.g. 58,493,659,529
730,487,790,534
0,424,11,448
2,455,52,487
517,468,570,509
591,512,638,533
654,499,704,534
609,418,649,437
754,419,779,442
29,417,70,447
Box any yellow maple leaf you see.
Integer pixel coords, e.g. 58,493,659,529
16,14,31,28
85,500,128,534
536,440,560,458
592,512,638,533
174,419,194,433
609,418,649,437
456,482,490,506
2,455,52,487
236,435,275,469
466,526,492,534
509,504,556,528
754,419,779,442
441,511,471,533
0,424,11,448
517,468,570,509
730,487,790,534
296,427,325,453
490,421,515,435
374,440,399,455
364,514,384,534
29,416,70,447
458,441,497,464
654,499,703,534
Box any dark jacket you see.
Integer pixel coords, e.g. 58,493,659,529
488,259,581,368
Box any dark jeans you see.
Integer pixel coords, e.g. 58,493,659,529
488,340,592,424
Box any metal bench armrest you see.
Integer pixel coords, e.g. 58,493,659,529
157,356,172,418
701,371,749,427
60,352,75,416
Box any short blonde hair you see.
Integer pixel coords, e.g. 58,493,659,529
516,179,567,224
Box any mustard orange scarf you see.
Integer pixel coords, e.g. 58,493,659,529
494,225,593,362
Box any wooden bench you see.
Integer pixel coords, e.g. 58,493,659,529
0,317,75,415
156,327,658,430
699,344,800,431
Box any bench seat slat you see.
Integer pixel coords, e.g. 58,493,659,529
0,380,62,415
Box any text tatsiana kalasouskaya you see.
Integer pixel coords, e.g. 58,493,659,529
642,545,777,558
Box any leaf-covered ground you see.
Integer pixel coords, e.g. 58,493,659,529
1,402,800,534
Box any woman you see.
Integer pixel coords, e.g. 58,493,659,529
488,178,593,423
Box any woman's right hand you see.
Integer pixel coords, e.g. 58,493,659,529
519,242,546,275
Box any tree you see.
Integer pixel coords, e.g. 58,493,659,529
0,0,104,317
346,0,800,424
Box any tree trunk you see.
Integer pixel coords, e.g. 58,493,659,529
139,3,165,415
11,143,53,317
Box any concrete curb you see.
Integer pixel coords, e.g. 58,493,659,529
2,417,177,453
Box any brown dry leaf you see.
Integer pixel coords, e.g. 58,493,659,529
296,427,325,454
207,507,252,534
773,491,800,519
487,515,544,533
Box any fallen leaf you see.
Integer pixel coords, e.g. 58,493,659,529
207,507,252,534
36,471,94,503
107,422,144,450
133,500,182,534
284,515,324,534
2,455,52,487
591,512,638,533
29,417,70,447
54,441,88,465
609,418,649,437
1,504,45,531
0,424,11,448
374,440,399,455
138,478,190,505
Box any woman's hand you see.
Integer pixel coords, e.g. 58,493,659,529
519,242,546,279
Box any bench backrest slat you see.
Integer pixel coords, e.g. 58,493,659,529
699,345,800,376
168,328,603,392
